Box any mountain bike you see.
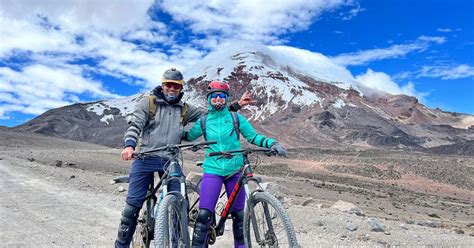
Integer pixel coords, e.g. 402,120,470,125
114,140,216,248
186,148,299,247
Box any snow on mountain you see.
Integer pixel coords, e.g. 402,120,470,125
85,94,141,124
84,89,208,125
185,42,356,88
183,42,361,120
86,93,141,117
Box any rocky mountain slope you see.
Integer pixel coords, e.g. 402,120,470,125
13,43,474,153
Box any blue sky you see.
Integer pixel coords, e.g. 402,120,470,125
0,0,473,127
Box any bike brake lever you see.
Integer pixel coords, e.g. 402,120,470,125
216,154,232,160
223,153,233,159
190,145,199,152
265,151,274,157
132,153,145,159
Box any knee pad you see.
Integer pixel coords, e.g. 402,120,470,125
195,208,212,224
232,210,245,245
192,209,212,247
116,203,140,245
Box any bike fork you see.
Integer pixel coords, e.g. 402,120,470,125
246,184,276,245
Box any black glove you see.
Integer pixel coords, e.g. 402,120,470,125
182,131,189,141
270,142,288,157
228,101,242,112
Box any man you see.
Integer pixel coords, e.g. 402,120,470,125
115,68,254,248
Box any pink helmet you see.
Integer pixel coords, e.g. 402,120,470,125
207,81,230,97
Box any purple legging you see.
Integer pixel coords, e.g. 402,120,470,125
199,173,245,213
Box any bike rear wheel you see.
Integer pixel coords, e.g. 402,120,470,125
244,192,298,247
154,193,190,248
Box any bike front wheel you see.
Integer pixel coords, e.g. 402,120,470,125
154,194,190,248
132,198,155,248
185,180,200,228
244,192,298,247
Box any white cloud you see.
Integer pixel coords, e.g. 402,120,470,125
0,18,78,57
0,0,437,121
0,64,120,118
418,64,474,80
355,69,427,102
392,71,414,80
123,29,171,44
331,36,447,66
340,2,365,20
0,1,183,85
394,64,474,81
437,28,453,33
0,104,24,120
268,45,356,86
158,0,351,44
417,36,446,44
0,0,156,34
0,0,211,120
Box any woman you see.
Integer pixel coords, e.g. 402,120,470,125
183,81,287,248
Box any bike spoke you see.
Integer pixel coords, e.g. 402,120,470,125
168,204,185,248
155,194,190,248
245,192,298,247
251,202,289,247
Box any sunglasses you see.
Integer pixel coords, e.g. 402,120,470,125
163,82,182,90
211,93,227,99
210,93,227,99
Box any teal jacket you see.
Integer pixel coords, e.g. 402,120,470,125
186,102,275,176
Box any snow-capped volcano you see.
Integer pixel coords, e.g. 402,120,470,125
185,42,356,87
183,42,362,120
13,43,474,154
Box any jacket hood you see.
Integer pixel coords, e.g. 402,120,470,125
207,95,229,112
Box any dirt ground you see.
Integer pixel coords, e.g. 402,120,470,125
0,129,473,247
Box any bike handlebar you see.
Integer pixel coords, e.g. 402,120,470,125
134,140,217,157
208,148,273,157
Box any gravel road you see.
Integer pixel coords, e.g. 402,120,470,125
0,157,122,247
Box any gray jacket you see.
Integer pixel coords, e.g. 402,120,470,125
124,94,204,157
124,91,240,157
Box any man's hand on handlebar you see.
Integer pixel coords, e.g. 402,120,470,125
121,146,135,160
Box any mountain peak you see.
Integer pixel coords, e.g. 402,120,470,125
185,42,357,91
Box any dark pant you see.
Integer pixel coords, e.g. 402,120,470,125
125,156,181,208
115,156,181,248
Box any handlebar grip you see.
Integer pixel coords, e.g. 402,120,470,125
202,140,217,145
208,151,224,157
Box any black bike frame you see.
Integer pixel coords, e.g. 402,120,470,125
137,141,217,217
211,151,275,243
